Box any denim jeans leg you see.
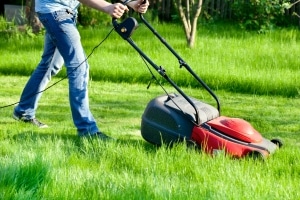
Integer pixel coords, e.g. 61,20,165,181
49,48,64,76
37,11,99,135
15,32,64,119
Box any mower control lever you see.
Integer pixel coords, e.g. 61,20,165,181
113,17,139,39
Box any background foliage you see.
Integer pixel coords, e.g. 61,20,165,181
1,0,300,31
231,0,291,32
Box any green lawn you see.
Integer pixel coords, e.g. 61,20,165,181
0,21,299,97
0,76,299,199
0,20,300,199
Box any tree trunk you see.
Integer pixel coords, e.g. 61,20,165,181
25,0,42,33
175,0,203,48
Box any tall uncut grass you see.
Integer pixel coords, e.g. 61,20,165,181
0,21,299,97
0,75,299,199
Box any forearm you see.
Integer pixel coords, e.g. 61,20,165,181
78,0,148,17
78,0,113,14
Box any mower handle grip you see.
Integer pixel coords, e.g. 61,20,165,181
112,0,148,27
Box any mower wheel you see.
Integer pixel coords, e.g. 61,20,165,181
186,140,201,151
271,138,283,148
247,151,265,161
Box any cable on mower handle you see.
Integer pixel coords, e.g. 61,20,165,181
138,13,221,114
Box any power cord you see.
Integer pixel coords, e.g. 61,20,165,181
1,0,146,109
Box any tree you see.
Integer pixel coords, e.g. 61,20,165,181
174,0,203,48
25,0,42,33
283,0,300,19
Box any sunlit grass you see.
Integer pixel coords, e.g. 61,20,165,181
0,22,299,97
0,75,299,199
1,21,300,199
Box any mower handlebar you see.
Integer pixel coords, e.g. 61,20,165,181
112,0,148,27
111,7,221,124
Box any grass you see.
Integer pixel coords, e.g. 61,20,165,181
0,76,299,199
0,21,300,199
0,21,299,97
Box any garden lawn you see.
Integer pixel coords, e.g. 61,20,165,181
0,22,300,97
1,19,300,199
0,76,299,199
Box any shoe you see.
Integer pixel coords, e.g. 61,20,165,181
13,112,48,128
82,132,114,141
95,132,113,140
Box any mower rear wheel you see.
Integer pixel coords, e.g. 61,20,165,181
186,140,201,151
248,151,265,161
271,138,283,148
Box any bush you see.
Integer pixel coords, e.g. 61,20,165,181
0,16,37,39
77,5,112,27
231,0,290,32
0,16,18,38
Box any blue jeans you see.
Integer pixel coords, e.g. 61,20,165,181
14,10,99,135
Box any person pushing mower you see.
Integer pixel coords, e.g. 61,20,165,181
13,0,149,139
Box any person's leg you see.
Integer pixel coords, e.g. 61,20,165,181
49,48,64,77
36,10,99,135
14,32,64,127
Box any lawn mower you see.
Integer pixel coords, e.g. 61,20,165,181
112,14,282,159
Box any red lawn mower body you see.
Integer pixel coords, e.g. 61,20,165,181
141,94,280,159
192,116,278,158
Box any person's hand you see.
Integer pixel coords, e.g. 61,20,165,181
128,0,149,14
107,3,129,18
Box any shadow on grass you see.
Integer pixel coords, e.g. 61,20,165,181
11,130,160,154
